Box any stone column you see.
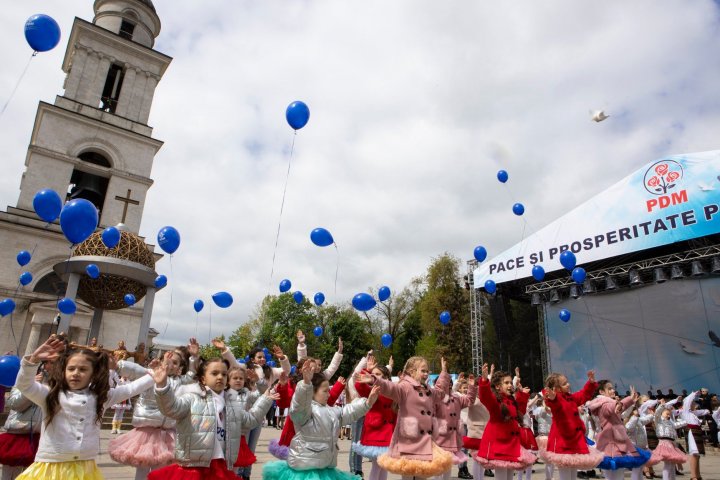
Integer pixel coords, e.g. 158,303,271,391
77,327,90,346
57,273,80,335
137,287,155,348
137,74,158,124
24,323,43,357
88,309,103,344
63,46,89,100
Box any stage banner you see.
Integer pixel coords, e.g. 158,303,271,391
544,277,720,393
474,150,720,286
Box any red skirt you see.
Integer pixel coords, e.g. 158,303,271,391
463,436,482,451
0,432,40,467
233,435,257,468
148,459,237,480
520,427,539,451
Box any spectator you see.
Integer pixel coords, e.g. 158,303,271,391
697,388,718,448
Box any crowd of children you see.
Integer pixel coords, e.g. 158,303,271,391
0,332,717,480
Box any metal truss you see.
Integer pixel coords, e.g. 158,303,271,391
467,260,483,375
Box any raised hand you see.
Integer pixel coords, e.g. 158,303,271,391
515,366,521,377
367,385,380,407
301,360,314,384
366,354,377,372
481,363,489,379
544,387,557,401
187,338,200,357
296,330,305,345
354,372,375,384
272,345,285,360
265,389,281,401
388,356,394,370
29,335,65,364
278,371,288,385
148,358,161,369
468,373,476,386
440,356,447,373
211,338,226,351
587,370,596,383
489,364,495,379
337,376,347,386
247,368,259,382
151,361,168,387
338,337,343,354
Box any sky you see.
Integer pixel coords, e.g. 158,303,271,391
1,1,720,347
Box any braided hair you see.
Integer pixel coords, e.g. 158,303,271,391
490,370,524,424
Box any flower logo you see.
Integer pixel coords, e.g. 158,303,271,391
643,160,683,196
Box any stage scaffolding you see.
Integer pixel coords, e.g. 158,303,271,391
467,259,483,375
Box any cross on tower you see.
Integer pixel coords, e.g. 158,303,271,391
115,189,140,223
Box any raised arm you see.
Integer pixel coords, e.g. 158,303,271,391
272,345,291,377
322,338,343,379
290,365,314,427
106,374,155,407
152,361,192,420
571,371,598,406
213,338,242,369
237,389,276,430
340,388,375,425
16,336,65,409
328,377,346,406
296,330,307,361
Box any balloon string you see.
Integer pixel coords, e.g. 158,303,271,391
194,312,199,338
333,243,339,298
208,305,212,345
269,131,297,293
169,255,174,319
0,52,35,119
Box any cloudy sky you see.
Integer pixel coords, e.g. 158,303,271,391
1,1,719,346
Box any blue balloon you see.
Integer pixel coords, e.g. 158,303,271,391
313,326,323,337
485,280,497,294
352,293,377,312
86,264,100,279
193,300,204,313
57,297,76,315
154,275,167,288
124,294,136,306
239,358,247,364
559,309,571,323
560,251,577,271
439,311,451,325
572,267,587,284
313,292,325,306
19,272,33,286
512,203,525,216
267,360,277,368
32,189,62,222
497,170,509,183
212,292,233,308
279,279,292,293
290,365,296,374
378,286,391,302
262,347,270,355
60,199,98,245
286,101,310,130
24,14,61,53
473,246,487,263
16,250,31,267
0,356,21,388
381,333,393,348
293,291,304,305
157,226,180,254
101,226,121,249
0,299,16,317
532,265,545,281
310,227,334,247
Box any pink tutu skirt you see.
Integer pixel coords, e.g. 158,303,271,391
539,447,604,469
476,447,536,470
109,426,175,467
648,439,687,466
452,450,469,465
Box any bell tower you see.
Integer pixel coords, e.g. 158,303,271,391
0,0,171,357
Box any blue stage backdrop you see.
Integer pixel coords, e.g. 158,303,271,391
545,277,720,393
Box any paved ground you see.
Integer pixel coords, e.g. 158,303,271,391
10,425,720,479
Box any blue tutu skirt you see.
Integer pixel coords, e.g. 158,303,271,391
352,442,388,460
597,447,651,470
263,461,361,480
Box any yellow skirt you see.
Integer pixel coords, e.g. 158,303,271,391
16,460,103,480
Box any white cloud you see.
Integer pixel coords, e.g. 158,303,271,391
1,1,719,345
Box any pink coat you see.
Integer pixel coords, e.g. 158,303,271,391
433,385,477,452
373,372,450,460
587,395,638,457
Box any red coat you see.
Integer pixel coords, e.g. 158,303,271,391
276,379,345,446
545,380,598,454
356,380,396,447
475,378,529,462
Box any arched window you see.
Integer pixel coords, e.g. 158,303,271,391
69,152,111,213
78,151,111,168
33,272,67,297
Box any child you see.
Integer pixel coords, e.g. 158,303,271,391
624,401,654,479
533,397,554,480
0,381,43,480
434,373,478,480
14,335,155,479
354,364,398,480
462,382,491,480
227,366,261,477
475,364,536,480
149,355,276,479
647,398,686,480
109,376,131,434
109,344,197,480
517,392,540,480
541,371,603,480
357,356,455,479
263,361,377,480
587,383,651,480
679,391,709,480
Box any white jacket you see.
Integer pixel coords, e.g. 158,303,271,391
16,357,154,462
221,348,291,393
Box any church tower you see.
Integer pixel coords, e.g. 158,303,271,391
0,0,171,356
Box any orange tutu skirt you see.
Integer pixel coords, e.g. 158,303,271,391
377,443,453,477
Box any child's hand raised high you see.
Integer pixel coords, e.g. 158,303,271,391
301,360,314,384
29,335,65,364
151,356,169,388
211,338,226,351
272,345,286,360
367,385,380,407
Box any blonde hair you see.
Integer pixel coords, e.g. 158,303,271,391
403,356,427,376
545,372,566,390
228,366,245,379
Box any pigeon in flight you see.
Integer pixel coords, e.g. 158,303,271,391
591,110,610,122
709,330,720,348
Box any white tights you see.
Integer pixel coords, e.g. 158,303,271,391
604,468,642,480
545,463,556,480
558,468,577,480
494,468,512,480
662,463,676,480
135,466,151,480
516,465,532,480
472,460,485,480
433,471,452,480
369,459,388,480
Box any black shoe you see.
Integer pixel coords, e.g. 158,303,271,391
577,472,587,479
675,471,684,476
485,470,495,477
458,467,473,479
587,470,597,478
354,471,364,479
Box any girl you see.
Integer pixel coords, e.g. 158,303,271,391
474,364,536,480
624,401,654,479
149,355,277,480
679,391,709,480
109,344,197,480
462,381,491,480
533,397,554,480
354,364,398,480
109,375,131,434
226,366,261,477
647,398,686,480
587,383,651,480
357,356,455,479
0,380,43,480
14,335,155,480
263,362,377,480
541,371,603,480
434,373,478,480
517,393,540,480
